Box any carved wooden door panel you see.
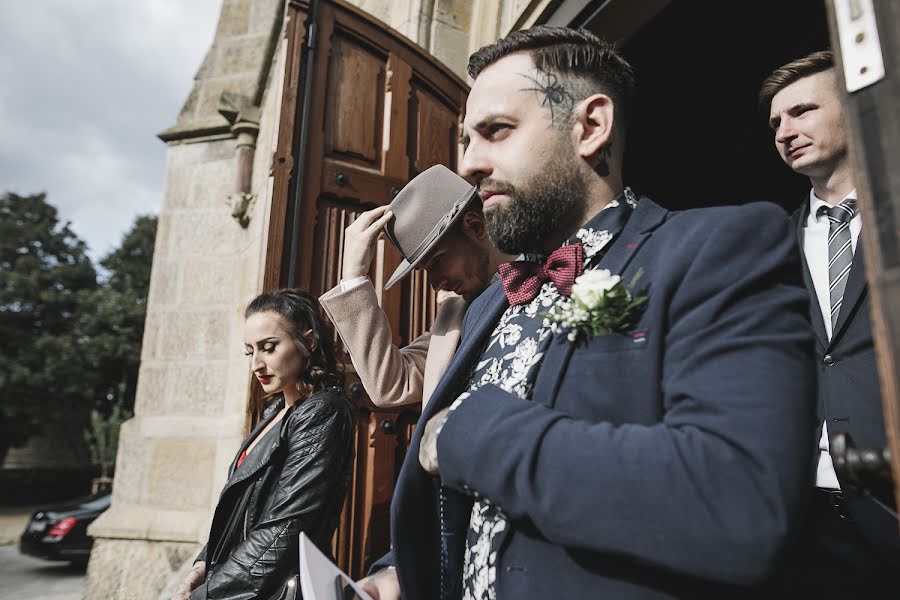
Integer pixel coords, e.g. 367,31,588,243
265,0,468,579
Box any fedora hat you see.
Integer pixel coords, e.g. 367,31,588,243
383,164,477,290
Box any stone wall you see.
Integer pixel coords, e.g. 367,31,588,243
83,1,284,598
344,0,486,80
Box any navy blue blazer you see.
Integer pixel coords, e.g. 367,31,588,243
379,198,816,599
793,202,900,561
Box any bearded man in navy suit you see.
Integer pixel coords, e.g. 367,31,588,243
360,26,816,600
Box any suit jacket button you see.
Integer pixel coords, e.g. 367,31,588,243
823,354,835,366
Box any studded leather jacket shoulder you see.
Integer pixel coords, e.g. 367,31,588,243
191,388,354,600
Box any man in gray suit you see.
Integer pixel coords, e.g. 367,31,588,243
320,165,510,411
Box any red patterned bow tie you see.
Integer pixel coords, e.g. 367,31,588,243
498,243,583,306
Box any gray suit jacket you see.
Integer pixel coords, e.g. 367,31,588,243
320,279,466,409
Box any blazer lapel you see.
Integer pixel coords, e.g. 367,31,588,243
421,283,508,419
222,403,284,492
391,284,509,597
830,239,868,346
596,197,666,274
794,203,829,351
532,197,666,407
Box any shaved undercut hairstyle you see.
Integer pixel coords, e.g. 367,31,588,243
468,25,636,134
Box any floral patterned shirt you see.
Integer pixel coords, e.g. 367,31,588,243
450,190,637,600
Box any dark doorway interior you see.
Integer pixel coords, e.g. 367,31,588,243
602,0,830,213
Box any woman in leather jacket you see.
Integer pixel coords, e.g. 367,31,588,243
173,289,354,600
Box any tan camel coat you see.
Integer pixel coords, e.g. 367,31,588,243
319,279,466,410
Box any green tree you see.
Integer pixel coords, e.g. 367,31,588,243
0,192,99,462
79,214,157,410
0,193,157,466
84,404,132,480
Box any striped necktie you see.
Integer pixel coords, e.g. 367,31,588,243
817,198,858,332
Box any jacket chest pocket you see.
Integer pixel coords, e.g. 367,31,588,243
550,333,659,424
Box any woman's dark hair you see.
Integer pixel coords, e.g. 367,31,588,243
244,289,344,396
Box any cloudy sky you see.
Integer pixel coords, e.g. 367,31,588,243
0,1,222,261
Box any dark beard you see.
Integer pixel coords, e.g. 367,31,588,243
482,154,588,255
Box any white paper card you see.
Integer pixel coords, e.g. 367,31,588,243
299,532,375,600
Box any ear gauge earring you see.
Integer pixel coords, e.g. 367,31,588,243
592,153,610,178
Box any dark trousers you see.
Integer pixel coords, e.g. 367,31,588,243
776,489,899,598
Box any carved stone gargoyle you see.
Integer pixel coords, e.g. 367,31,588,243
218,92,260,229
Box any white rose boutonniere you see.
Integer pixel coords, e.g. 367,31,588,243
571,269,621,309
545,268,648,341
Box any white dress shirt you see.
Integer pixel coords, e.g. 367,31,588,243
804,188,861,490
339,275,368,292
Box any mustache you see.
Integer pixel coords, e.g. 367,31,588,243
477,178,517,196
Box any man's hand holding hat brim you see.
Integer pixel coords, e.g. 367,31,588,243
341,206,395,281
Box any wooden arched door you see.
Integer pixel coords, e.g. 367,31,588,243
263,0,468,578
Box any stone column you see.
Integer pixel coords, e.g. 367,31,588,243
430,0,473,77
345,0,481,81
83,1,284,598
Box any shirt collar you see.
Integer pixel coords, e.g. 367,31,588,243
809,187,858,223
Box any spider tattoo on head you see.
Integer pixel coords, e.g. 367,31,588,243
520,70,575,126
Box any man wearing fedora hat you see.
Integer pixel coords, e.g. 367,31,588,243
320,164,511,411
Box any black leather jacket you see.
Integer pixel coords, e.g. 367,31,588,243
191,388,354,599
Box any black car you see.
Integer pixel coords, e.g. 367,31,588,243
19,494,111,563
